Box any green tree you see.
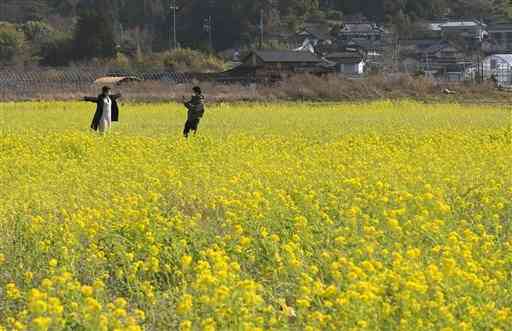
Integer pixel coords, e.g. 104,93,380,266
0,22,25,65
72,0,116,61
22,21,53,42
40,31,73,66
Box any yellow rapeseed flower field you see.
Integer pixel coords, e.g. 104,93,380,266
0,101,511,330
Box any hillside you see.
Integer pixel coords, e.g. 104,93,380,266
1,0,511,53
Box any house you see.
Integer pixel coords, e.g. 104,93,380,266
337,22,387,42
482,54,512,86
290,20,338,54
291,20,336,48
428,19,449,34
325,52,366,75
443,64,467,81
297,25,332,43
239,50,331,79
242,50,322,68
399,39,472,75
336,38,387,62
487,23,512,52
427,19,487,41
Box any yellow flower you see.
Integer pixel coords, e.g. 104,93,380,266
48,259,58,268
81,285,94,297
32,317,51,331
5,283,21,300
180,320,192,331
114,297,128,308
201,318,216,331
29,300,48,315
24,272,34,282
113,308,127,318
85,297,102,313
181,255,193,268
177,294,193,315
41,278,53,289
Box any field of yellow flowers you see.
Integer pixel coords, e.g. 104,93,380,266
0,100,511,331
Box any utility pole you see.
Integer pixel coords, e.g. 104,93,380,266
170,0,178,50
259,9,264,49
204,16,213,50
208,16,213,51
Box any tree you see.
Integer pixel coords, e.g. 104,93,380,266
448,0,494,17
72,0,116,61
0,22,25,65
40,33,73,66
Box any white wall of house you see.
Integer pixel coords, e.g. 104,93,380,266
339,61,365,74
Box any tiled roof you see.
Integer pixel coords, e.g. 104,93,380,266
252,50,322,63
325,52,364,64
488,23,512,31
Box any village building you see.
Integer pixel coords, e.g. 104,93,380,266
337,22,387,42
241,50,323,70
324,51,366,75
486,23,512,52
482,54,512,85
399,39,473,79
216,50,333,82
296,22,334,44
427,19,487,42
440,20,487,41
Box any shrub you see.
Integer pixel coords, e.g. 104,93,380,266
0,22,25,65
22,21,53,42
163,48,225,72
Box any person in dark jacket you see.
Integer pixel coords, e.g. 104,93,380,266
183,86,205,138
83,86,122,133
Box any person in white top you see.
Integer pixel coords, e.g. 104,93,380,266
99,95,112,133
83,86,122,133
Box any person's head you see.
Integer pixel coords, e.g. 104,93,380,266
102,86,112,96
193,86,202,95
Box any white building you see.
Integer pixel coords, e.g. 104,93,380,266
482,54,512,86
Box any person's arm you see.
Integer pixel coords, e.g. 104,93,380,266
83,96,98,102
183,96,192,108
111,93,122,100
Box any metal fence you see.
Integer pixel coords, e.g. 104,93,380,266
2,65,511,100
0,68,199,99
399,60,512,86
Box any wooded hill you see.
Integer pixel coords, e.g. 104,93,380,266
1,0,512,66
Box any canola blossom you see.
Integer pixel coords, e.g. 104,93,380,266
0,101,511,330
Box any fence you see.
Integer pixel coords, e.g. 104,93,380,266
0,68,202,101
399,59,512,86
2,65,510,102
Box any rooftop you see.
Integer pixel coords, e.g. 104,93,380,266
488,23,512,30
325,52,364,64
428,19,486,31
249,50,322,63
440,20,486,28
340,23,386,33
486,54,512,64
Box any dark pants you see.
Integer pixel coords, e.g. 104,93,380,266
183,118,200,137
